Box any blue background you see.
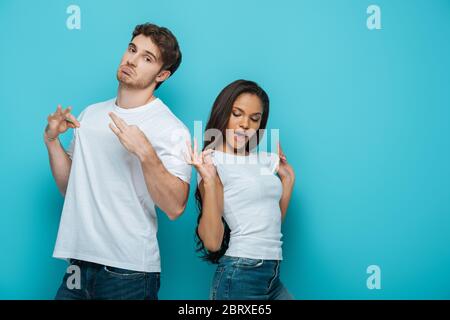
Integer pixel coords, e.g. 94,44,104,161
0,0,449,299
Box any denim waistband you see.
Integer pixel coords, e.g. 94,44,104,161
69,258,103,269
219,255,281,265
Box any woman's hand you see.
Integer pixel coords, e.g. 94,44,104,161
277,142,295,184
185,139,218,183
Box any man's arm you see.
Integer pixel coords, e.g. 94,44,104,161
108,112,189,220
140,147,190,220
44,105,80,196
44,136,72,196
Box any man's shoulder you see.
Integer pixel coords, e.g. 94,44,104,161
79,97,115,116
153,98,190,136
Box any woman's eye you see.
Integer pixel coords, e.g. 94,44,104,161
251,117,261,122
232,112,241,117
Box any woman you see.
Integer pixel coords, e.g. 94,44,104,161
186,79,295,300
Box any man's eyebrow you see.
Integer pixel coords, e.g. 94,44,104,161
144,49,157,61
233,106,262,116
128,42,158,61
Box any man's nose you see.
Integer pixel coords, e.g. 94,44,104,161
127,55,138,67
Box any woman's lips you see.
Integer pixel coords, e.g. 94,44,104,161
234,132,247,142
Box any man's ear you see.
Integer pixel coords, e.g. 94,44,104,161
156,70,171,84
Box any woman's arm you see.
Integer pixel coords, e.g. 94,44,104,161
276,142,295,222
186,140,224,252
198,175,224,252
280,178,295,221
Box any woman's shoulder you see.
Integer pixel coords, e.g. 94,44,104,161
257,150,279,161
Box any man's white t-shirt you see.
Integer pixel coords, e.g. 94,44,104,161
53,97,191,272
198,150,283,260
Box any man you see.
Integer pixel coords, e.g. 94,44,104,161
45,23,191,300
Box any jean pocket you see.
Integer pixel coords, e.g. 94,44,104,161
235,257,264,268
103,265,146,279
210,267,225,300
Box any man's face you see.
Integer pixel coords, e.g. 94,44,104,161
116,34,168,90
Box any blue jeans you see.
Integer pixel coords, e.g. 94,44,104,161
55,259,160,300
210,255,293,300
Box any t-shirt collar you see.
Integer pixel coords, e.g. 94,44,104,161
113,97,160,114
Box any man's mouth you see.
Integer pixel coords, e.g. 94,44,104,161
121,66,134,76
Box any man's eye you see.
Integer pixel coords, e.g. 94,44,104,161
145,57,152,62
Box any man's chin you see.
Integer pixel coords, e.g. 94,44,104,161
117,75,136,88
116,75,153,90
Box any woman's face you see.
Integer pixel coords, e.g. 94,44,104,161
224,93,263,153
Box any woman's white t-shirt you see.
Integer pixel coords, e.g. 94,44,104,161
53,97,191,272
198,150,284,260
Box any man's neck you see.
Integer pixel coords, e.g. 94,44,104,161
116,85,156,109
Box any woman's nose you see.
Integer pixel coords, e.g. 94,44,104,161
240,118,249,129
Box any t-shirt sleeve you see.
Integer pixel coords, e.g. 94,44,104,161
197,171,203,186
157,126,192,184
66,131,76,160
66,109,86,160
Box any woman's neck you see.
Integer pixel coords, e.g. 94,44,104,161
218,142,249,156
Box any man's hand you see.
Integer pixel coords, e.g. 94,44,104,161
45,104,80,140
108,112,152,162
